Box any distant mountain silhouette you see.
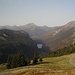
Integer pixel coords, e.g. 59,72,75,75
0,23,51,38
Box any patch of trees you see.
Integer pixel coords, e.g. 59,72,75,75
0,42,37,64
7,53,29,69
47,44,75,57
7,53,43,69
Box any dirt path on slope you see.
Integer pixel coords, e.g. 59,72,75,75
69,54,75,67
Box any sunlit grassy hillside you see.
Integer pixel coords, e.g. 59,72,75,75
0,53,75,75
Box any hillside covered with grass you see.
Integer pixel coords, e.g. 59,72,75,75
0,53,75,75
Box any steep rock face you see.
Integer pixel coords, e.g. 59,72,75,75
39,21,75,50
0,29,37,63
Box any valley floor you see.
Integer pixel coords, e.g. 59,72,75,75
0,53,75,75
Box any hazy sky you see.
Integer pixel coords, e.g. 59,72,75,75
0,0,75,26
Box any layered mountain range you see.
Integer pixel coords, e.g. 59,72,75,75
0,23,51,38
0,21,75,51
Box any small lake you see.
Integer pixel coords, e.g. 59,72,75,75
37,44,43,49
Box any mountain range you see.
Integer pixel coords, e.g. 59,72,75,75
0,23,51,38
39,21,75,50
0,21,75,51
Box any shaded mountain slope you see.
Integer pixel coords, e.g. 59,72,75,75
0,29,37,64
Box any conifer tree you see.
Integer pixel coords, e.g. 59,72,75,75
11,55,18,68
39,57,43,62
33,53,38,64
7,55,13,69
26,57,30,65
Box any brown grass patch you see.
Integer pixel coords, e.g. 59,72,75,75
14,69,75,75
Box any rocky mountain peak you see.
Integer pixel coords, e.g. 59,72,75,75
24,23,37,28
65,21,75,28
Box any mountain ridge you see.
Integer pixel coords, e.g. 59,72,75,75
0,23,52,38
38,21,75,50
0,21,75,51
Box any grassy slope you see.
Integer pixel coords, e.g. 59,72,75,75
0,53,75,75
0,64,6,71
